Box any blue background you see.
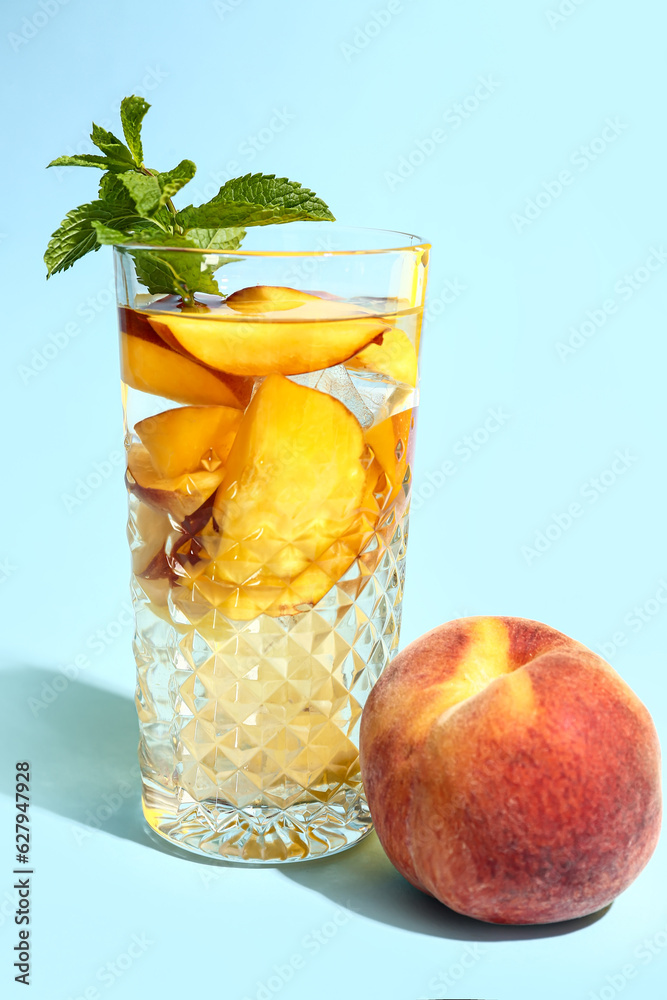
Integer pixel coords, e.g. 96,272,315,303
2,0,666,997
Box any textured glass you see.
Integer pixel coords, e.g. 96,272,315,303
115,233,428,862
134,515,408,861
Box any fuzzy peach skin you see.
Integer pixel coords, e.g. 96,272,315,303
359,617,662,924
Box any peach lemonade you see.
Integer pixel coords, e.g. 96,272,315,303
44,96,429,861
121,275,426,861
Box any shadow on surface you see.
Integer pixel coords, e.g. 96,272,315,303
2,664,151,848
280,823,611,941
1,665,270,868
3,664,612,936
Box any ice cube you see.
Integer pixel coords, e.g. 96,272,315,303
345,369,418,428
289,365,374,428
290,365,418,429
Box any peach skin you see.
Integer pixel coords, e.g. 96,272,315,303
359,616,662,924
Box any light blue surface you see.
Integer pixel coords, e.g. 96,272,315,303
1,1,666,997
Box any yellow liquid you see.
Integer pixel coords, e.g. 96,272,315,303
125,298,419,861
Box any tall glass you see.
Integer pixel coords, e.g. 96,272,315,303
114,224,430,862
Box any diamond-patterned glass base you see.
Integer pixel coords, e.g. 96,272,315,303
133,517,408,862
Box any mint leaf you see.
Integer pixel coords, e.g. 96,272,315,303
176,172,335,229
47,151,139,173
211,173,335,221
135,247,224,300
184,226,246,251
47,154,111,170
99,172,174,233
117,171,161,216
98,171,135,205
90,123,135,166
155,159,196,206
93,222,225,299
91,221,171,246
44,200,143,277
120,96,150,166
105,162,196,219
134,251,218,299
91,223,132,245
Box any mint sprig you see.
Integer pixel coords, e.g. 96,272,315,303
44,96,335,303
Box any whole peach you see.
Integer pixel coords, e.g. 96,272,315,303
359,616,661,924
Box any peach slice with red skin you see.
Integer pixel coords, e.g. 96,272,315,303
176,374,377,619
182,478,381,620
127,402,241,602
146,286,389,376
119,307,250,407
128,403,243,517
135,405,242,479
127,443,225,521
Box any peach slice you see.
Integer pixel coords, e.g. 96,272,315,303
365,409,413,505
181,483,382,621
213,373,368,575
184,574,286,621
146,287,389,376
188,536,368,621
127,443,225,520
120,330,244,407
174,375,370,618
136,576,171,609
347,327,418,387
225,285,317,313
135,405,242,479
128,502,173,577
265,475,382,616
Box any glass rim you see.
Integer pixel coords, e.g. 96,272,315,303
111,224,430,258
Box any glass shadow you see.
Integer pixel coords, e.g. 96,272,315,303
2,664,611,939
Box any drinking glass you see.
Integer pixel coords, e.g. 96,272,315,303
114,224,430,861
